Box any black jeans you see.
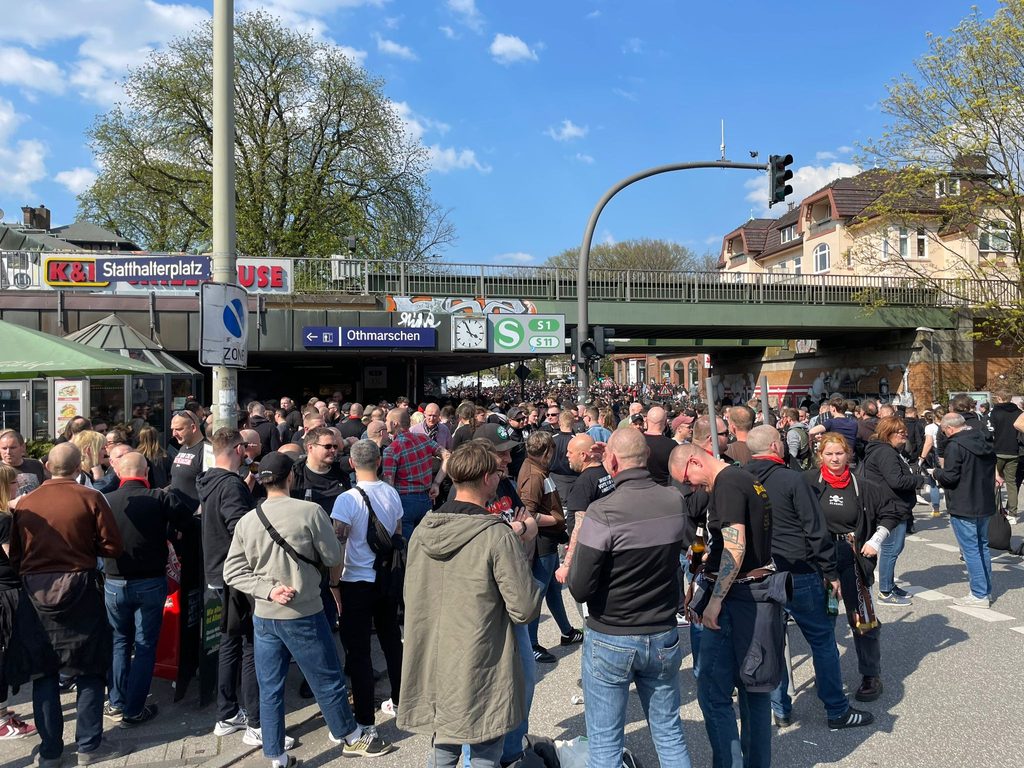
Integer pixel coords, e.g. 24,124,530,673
338,580,403,726
835,541,881,677
34,672,105,759
216,586,260,728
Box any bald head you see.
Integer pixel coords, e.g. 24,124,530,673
118,451,149,478
746,425,781,457
47,443,81,478
606,427,649,473
645,406,667,432
567,433,596,473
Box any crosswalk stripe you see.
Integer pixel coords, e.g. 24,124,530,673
903,586,952,601
950,605,1015,622
925,542,961,553
1010,626,1024,636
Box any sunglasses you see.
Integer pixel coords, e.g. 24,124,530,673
316,443,339,450
174,410,200,426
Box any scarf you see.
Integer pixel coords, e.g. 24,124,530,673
820,465,851,489
753,454,786,465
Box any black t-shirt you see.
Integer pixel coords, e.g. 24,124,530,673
170,441,206,501
566,465,615,513
295,463,351,509
339,418,365,441
706,465,772,575
549,431,578,477
451,425,474,451
0,514,18,590
9,457,45,496
822,482,858,534
644,433,677,486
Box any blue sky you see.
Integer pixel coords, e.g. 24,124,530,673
0,0,1003,265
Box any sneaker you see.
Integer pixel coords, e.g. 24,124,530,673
890,585,911,598
773,713,791,728
953,593,991,608
58,676,77,693
876,591,912,606
102,703,123,723
213,710,248,736
242,727,295,750
855,676,883,702
342,731,395,758
271,756,299,768
559,629,584,645
0,713,36,739
38,757,62,768
120,704,158,728
532,645,557,664
380,699,397,717
931,509,942,518
676,612,690,628
828,707,874,731
78,741,129,765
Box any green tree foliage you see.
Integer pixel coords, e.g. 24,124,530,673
858,2,1024,343
544,238,708,271
79,11,454,262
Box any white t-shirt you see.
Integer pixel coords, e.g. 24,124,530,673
331,480,404,583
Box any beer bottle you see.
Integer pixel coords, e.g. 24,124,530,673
689,526,706,575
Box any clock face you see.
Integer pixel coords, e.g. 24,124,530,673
454,317,487,350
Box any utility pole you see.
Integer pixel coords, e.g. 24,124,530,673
211,0,238,432
575,159,772,405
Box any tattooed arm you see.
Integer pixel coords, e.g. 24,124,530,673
702,523,746,631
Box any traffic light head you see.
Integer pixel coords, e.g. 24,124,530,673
580,339,599,360
769,154,794,207
595,326,616,356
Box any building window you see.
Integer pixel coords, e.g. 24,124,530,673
915,228,927,260
777,260,787,271
780,224,797,244
813,202,832,224
935,177,961,198
980,221,1012,252
689,360,699,389
794,257,802,275
813,243,830,272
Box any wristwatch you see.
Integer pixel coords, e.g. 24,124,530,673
329,582,341,589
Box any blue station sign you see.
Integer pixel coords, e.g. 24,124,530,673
303,326,437,349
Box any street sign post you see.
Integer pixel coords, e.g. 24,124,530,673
200,282,248,368
487,314,565,355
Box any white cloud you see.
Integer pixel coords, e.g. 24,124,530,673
54,167,98,195
575,153,594,164
586,10,602,19
815,151,837,161
383,16,402,29
426,145,491,174
837,145,853,154
546,119,588,142
612,87,637,102
0,99,47,197
490,34,538,64
439,26,458,39
390,101,450,144
744,161,862,216
0,47,65,94
622,37,643,54
375,34,417,61
601,229,616,246
448,0,484,33
497,251,534,265
338,45,368,66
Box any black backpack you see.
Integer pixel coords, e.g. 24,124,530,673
354,487,406,601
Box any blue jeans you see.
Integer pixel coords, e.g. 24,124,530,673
400,491,433,542
104,576,168,717
950,515,993,598
253,612,358,759
769,572,849,720
33,672,105,760
437,736,503,768
697,601,771,768
502,622,537,763
877,519,908,594
583,627,691,768
527,552,574,646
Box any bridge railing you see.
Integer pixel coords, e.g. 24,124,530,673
294,258,1019,308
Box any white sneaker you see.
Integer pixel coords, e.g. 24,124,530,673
953,593,991,608
243,726,295,749
213,710,248,736
380,698,397,717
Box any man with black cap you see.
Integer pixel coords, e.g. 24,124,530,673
224,451,393,768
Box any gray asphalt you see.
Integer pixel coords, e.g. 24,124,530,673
232,505,1024,768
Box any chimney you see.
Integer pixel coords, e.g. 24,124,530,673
20,204,50,231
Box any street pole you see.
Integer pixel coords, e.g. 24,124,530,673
576,159,769,405
211,0,238,433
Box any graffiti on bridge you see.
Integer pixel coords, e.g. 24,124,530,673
386,295,538,318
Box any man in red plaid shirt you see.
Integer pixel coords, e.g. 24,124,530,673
382,408,448,541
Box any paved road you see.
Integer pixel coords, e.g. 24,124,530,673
7,503,1024,767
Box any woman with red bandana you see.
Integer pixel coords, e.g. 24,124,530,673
804,433,901,704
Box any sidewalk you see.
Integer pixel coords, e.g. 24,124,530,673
4,664,325,768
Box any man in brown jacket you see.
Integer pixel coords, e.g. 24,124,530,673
398,442,541,768
518,430,582,664
9,443,124,767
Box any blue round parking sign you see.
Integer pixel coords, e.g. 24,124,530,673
223,298,245,338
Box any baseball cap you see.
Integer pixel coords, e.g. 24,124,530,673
475,422,521,451
630,413,646,425
671,412,696,432
257,451,294,484
507,407,527,421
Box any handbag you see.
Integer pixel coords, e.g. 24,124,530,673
353,487,405,601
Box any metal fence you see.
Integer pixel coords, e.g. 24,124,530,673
295,258,1020,308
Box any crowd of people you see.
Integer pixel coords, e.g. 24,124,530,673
0,380,1014,768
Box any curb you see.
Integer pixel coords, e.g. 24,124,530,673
202,700,325,768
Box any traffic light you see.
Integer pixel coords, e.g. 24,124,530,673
570,326,579,366
595,326,615,357
580,337,599,361
769,154,794,207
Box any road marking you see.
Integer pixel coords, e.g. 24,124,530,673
950,605,1015,622
1011,626,1024,636
925,542,961,553
906,535,932,543
903,586,953,601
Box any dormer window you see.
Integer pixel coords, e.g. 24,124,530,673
935,177,961,198
980,221,1012,252
779,224,797,244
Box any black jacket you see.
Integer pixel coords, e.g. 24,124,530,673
861,440,922,520
248,415,280,458
932,427,997,518
103,481,193,580
804,470,902,586
855,417,879,462
990,402,1022,456
196,468,256,588
746,458,838,582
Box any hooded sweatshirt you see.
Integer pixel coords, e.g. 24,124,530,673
932,427,997,518
990,401,1023,456
398,500,542,744
861,440,922,520
197,467,255,588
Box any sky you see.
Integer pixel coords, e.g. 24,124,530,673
0,0,1005,266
